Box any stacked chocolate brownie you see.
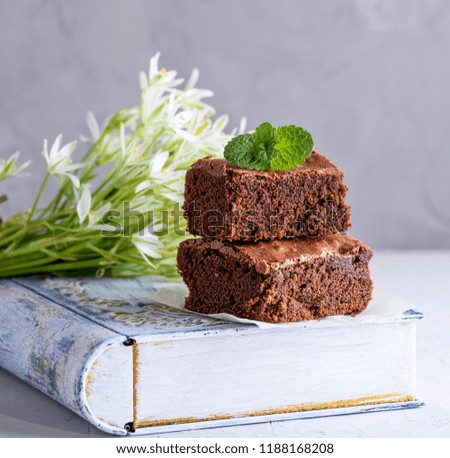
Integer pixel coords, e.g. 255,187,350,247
177,151,373,323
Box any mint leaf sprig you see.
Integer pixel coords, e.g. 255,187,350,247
224,122,314,171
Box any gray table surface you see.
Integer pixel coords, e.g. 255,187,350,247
1,250,449,438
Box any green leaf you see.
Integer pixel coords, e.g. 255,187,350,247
270,125,314,171
224,122,278,171
223,122,314,172
224,133,254,167
253,122,278,169
224,133,265,171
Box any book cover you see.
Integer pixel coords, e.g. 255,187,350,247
0,277,423,436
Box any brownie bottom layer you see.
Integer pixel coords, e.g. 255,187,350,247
177,237,373,323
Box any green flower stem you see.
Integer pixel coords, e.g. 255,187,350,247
90,159,127,208
46,185,70,216
6,171,51,253
77,110,134,183
0,256,59,274
43,127,112,217
0,257,107,277
27,171,50,224
0,212,71,250
0,234,95,260
88,124,150,209
0,228,27,249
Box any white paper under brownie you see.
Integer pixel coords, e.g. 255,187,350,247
151,280,419,329
0,277,423,436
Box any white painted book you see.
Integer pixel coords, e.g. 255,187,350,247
0,277,423,436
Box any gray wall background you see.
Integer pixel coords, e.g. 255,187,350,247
1,0,449,249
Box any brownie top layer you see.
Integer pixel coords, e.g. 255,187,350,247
191,150,342,177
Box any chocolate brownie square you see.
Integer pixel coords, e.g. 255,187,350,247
183,151,351,242
177,233,373,323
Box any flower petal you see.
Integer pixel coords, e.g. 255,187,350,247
77,185,91,224
61,172,80,189
185,68,199,90
86,111,100,140
50,134,63,160
135,180,151,194
58,140,78,159
42,139,50,166
139,71,148,90
149,52,161,80
150,151,169,176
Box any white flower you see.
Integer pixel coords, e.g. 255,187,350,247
140,52,184,90
80,112,103,143
0,152,30,182
77,185,113,230
88,202,112,229
179,88,214,110
76,185,91,224
139,52,185,122
149,52,162,81
134,150,174,193
42,134,83,188
132,229,163,267
140,86,161,121
185,68,199,90
165,93,199,144
150,150,170,177
170,110,195,131
179,113,230,155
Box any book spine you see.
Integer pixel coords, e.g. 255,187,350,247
0,280,125,434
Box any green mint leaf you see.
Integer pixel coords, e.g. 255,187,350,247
224,122,278,170
224,122,314,171
270,125,314,171
253,122,278,169
224,133,260,170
